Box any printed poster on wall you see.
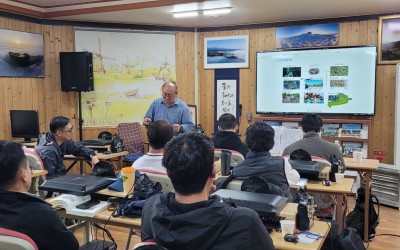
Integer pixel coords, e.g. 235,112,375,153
75,29,176,127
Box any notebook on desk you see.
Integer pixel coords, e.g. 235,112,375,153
39,174,115,196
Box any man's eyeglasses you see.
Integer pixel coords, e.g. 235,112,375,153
162,92,176,98
61,127,73,133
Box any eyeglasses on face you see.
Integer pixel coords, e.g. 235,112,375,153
162,92,176,98
61,127,73,133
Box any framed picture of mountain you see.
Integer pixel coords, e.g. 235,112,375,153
378,15,400,64
276,23,338,49
204,35,249,69
0,28,44,77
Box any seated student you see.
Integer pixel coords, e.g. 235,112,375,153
35,116,99,179
0,141,79,250
282,113,345,168
132,120,173,173
232,122,300,199
141,133,275,250
212,113,249,158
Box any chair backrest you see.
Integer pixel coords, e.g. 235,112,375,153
138,169,174,193
117,122,144,154
0,228,38,250
214,149,245,166
23,147,46,182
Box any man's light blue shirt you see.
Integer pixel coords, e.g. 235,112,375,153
144,98,194,133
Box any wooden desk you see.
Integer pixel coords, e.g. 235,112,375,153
343,157,379,241
64,151,129,174
96,188,127,198
306,178,354,233
31,169,47,194
270,220,330,250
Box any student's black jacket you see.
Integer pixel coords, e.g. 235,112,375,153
0,190,79,250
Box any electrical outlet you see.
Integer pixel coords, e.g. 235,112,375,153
246,112,252,121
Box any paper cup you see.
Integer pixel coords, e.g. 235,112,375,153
335,173,345,184
280,220,295,238
121,167,135,195
352,151,363,163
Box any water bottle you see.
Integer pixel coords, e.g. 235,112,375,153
220,150,232,176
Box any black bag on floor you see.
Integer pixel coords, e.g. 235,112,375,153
337,227,365,250
346,187,380,240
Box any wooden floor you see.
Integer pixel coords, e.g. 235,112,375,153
73,196,400,250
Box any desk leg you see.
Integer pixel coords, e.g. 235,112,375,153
364,171,372,242
83,221,90,243
336,194,344,233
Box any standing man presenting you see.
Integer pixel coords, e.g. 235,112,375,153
143,82,194,134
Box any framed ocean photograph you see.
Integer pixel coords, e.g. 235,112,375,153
0,29,44,77
378,15,400,64
276,23,339,49
204,35,249,69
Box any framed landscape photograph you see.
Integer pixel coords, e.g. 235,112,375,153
204,35,249,69
276,23,338,49
378,15,400,64
0,28,44,77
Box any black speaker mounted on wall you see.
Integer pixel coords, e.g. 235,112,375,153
60,52,94,92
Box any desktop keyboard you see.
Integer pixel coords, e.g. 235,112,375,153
260,216,285,231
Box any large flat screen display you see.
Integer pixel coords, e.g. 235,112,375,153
256,46,377,115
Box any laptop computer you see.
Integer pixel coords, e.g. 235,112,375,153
39,174,115,196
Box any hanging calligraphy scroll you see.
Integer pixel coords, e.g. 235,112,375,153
214,69,239,133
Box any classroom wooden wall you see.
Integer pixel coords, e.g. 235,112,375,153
0,16,396,164
198,19,397,164
0,17,79,140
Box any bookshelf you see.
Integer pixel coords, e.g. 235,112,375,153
254,116,372,158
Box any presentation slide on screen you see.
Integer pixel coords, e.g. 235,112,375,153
256,46,376,115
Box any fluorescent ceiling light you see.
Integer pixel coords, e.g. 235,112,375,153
173,11,199,18
203,8,231,16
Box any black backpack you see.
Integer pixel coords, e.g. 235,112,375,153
111,134,124,153
346,187,380,240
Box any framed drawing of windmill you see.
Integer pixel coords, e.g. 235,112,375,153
74,29,176,126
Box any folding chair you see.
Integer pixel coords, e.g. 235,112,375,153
117,122,145,166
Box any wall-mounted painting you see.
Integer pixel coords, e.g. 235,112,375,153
276,23,339,49
204,35,249,69
75,29,176,127
378,15,400,64
0,29,44,77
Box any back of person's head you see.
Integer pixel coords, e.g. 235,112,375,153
50,116,70,133
147,120,174,149
162,132,214,195
0,141,27,188
218,113,237,130
300,113,323,133
245,121,275,152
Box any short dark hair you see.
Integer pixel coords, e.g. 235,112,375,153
50,116,70,133
162,133,214,195
218,113,237,130
0,141,27,188
147,120,174,149
245,122,275,152
300,113,323,133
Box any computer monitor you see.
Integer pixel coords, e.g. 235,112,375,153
10,110,40,143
